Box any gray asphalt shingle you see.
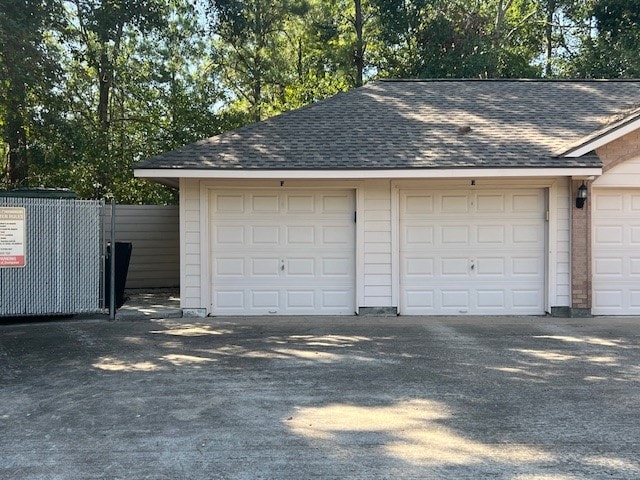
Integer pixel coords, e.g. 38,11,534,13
135,79,640,171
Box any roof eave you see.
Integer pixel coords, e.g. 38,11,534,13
557,110,640,158
134,166,602,181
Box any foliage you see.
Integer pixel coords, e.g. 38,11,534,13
0,0,61,187
563,0,640,78
1,0,639,202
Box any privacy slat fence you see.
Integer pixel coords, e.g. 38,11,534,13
0,197,102,316
103,205,179,289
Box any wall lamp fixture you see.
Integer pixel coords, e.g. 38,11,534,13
576,182,587,209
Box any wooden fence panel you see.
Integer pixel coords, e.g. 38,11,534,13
104,205,179,289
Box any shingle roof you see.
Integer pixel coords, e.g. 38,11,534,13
136,79,640,171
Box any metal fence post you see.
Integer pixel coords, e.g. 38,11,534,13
109,199,116,320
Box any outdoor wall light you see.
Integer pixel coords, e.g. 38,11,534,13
576,182,587,209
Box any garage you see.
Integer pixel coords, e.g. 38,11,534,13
209,189,356,315
592,189,640,315
399,188,547,315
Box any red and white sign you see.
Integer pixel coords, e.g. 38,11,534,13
0,207,26,268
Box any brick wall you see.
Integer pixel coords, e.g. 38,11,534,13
596,129,640,171
570,180,591,310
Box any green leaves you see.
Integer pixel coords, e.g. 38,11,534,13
2,0,640,201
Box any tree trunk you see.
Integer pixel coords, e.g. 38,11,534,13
354,0,364,87
5,82,28,188
545,0,556,77
98,51,111,132
252,0,263,122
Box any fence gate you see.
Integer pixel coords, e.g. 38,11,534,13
0,196,103,317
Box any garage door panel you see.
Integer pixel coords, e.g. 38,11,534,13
593,189,640,315
512,257,542,275
441,225,470,244
477,290,504,307
250,258,280,277
404,225,434,245
216,194,244,213
216,258,245,277
252,290,280,308
286,194,315,213
321,258,351,276
404,290,435,309
594,290,623,309
400,188,546,315
251,226,279,245
322,290,352,308
216,290,244,309
478,225,505,243
286,290,315,308
211,189,355,315
404,258,434,277
251,195,279,213
594,258,623,275
631,291,640,308
441,290,469,308
404,195,434,214
477,194,505,213
321,194,352,213
322,225,352,244
513,193,543,212
512,225,541,243
286,258,315,276
512,289,542,308
441,195,469,213
476,258,505,275
595,194,623,211
441,257,470,276
595,225,623,244
286,225,315,244
216,225,244,244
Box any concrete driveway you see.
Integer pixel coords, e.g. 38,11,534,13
1,315,639,479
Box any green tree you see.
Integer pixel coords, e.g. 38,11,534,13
0,0,60,188
565,0,640,78
27,0,231,203
208,0,313,121
371,0,542,78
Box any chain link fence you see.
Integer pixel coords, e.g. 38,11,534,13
0,197,103,317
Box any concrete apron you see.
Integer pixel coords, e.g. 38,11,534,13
1,315,640,479
115,290,182,320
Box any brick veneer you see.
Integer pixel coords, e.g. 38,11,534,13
570,179,591,312
596,129,640,172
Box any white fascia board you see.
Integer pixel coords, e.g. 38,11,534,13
135,167,602,180
564,116,640,158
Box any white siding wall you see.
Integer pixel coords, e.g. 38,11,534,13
555,177,571,307
181,178,202,309
104,204,179,289
362,180,393,307
593,156,640,187
179,177,571,314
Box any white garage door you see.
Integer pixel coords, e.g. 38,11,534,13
592,190,640,315
400,188,546,315
209,189,355,315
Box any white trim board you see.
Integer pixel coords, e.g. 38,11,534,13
136,167,601,180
